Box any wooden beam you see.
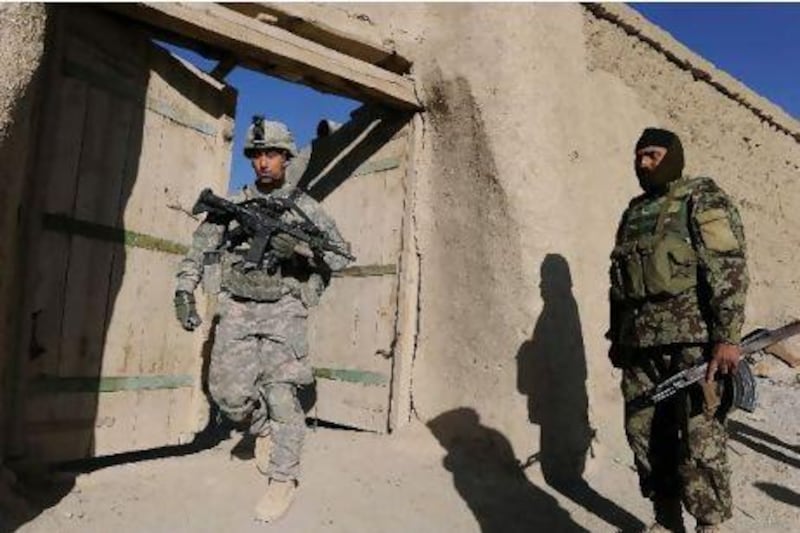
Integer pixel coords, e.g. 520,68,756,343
103,3,420,110
224,3,412,74
209,55,237,81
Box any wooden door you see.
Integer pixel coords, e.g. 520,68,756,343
298,107,416,433
14,6,236,462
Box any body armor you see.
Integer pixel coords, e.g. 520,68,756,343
611,178,703,302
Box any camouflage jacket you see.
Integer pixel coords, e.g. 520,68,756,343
608,177,749,347
175,183,351,303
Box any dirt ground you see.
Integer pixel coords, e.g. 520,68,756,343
3,370,798,533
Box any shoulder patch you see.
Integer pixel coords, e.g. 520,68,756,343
696,208,739,252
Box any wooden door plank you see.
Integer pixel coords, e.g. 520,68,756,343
28,78,89,379
313,379,390,432
92,390,137,456
309,276,397,374
59,88,134,378
389,118,419,430
25,394,96,461
305,122,411,433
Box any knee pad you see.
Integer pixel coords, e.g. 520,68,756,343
264,384,303,424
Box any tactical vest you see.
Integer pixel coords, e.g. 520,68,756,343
205,185,326,305
611,178,703,302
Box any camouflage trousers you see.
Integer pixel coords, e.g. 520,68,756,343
208,292,313,481
621,345,732,525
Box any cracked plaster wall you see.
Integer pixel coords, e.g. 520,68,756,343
304,3,800,463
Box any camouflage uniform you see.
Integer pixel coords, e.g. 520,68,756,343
176,183,350,481
608,176,748,526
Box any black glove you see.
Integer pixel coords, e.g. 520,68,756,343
174,290,202,331
270,232,299,260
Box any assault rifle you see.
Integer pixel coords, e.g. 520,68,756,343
650,320,800,412
191,188,355,271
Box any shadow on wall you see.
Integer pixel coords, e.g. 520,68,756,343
516,254,643,532
291,104,411,202
427,408,586,533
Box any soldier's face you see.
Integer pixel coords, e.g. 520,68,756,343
251,149,287,184
635,146,668,175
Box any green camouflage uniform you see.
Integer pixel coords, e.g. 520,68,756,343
176,183,350,481
608,176,748,525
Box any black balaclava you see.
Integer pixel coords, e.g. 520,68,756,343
635,128,684,194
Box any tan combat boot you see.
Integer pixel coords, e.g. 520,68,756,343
254,433,272,475
695,526,720,533
254,479,297,522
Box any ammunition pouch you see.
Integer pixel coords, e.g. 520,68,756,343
611,179,700,301
218,252,326,305
612,235,697,301
220,254,289,302
611,243,644,300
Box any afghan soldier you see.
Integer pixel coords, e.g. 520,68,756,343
173,117,351,522
607,128,748,533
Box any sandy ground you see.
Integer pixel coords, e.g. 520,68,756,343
3,371,798,533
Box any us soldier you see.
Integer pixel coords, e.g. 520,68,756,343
607,128,748,533
173,117,351,522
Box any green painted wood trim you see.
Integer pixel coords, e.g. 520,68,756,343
43,213,189,256
352,157,401,177
30,374,195,393
334,264,397,278
313,368,389,386
62,59,217,137
30,367,389,393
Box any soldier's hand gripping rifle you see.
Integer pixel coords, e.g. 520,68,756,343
650,320,800,412
191,188,355,271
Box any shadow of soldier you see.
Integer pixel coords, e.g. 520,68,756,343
516,253,643,531
428,408,586,533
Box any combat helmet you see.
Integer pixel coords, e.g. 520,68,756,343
243,115,297,158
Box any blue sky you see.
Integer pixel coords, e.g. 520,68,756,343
164,4,797,190
159,43,360,192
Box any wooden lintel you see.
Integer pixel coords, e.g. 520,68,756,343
209,55,237,81
225,2,413,74
103,3,420,110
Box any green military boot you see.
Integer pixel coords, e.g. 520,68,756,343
254,433,272,475
254,478,297,522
